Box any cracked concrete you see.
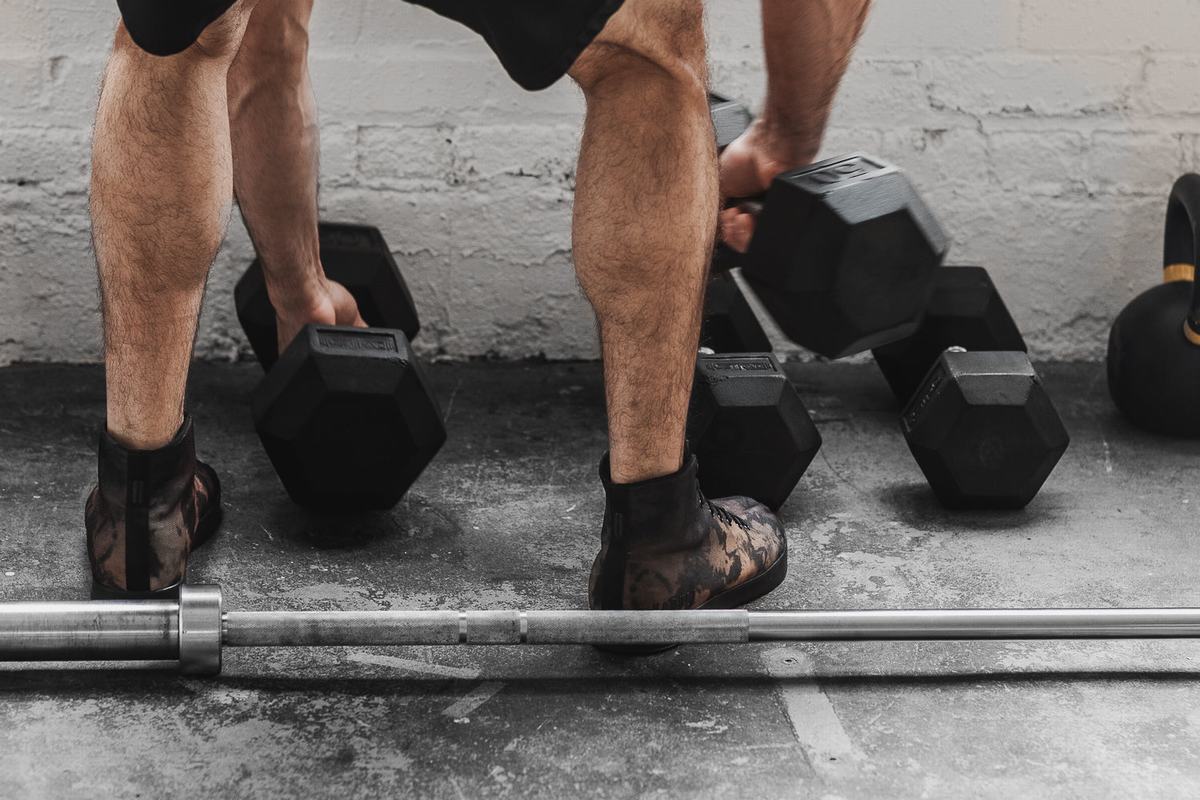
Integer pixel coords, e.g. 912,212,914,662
1,359,1199,798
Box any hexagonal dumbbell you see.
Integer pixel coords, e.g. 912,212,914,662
901,348,1069,510
709,92,753,152
252,325,446,511
700,272,771,354
739,153,949,359
872,266,1026,402
235,222,420,370
688,352,821,511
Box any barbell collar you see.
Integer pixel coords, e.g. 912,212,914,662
178,584,222,675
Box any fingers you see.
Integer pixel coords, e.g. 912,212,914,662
718,207,756,254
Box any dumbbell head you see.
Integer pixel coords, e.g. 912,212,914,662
235,223,421,370
700,272,771,354
873,266,1026,402
1107,173,1200,436
689,352,821,510
741,153,949,359
252,325,446,511
901,349,1069,510
709,93,754,274
709,92,752,152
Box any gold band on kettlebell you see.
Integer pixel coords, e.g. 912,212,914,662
1186,321,1200,346
1163,262,1195,283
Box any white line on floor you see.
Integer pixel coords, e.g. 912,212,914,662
762,647,862,775
442,681,506,719
347,652,480,680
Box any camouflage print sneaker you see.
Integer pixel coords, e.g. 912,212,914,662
589,452,787,651
85,416,222,597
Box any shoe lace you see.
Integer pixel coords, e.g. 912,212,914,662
699,489,751,531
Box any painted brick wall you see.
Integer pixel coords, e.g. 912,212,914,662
2,0,1199,363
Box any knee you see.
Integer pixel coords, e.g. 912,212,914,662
570,0,707,97
115,0,255,60
235,0,313,76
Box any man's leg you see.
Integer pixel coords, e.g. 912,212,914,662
227,0,363,352
570,1,786,615
93,5,257,450
87,5,256,593
569,1,715,485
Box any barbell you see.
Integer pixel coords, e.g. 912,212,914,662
3,585,1200,676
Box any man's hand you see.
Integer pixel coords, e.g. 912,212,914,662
719,0,872,254
272,277,367,354
718,120,817,254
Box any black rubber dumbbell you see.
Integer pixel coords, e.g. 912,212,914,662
700,272,771,354
688,351,821,510
252,325,446,511
901,348,1069,510
709,93,753,275
872,266,1026,402
738,153,949,359
235,222,420,370
701,96,772,353
710,92,753,152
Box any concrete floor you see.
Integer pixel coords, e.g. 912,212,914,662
1,360,1199,799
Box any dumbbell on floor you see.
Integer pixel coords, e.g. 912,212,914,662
689,351,821,511
901,348,1069,510
252,324,446,511
237,223,444,511
872,266,1026,402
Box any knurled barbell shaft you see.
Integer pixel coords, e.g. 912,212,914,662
226,607,1200,646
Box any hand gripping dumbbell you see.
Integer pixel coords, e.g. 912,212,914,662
1107,173,1200,435
872,266,1026,402
236,222,421,369
689,350,821,510
236,223,445,511
901,348,1069,510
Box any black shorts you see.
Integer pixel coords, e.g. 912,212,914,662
116,0,625,91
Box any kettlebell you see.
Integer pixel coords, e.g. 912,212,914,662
1107,173,1200,435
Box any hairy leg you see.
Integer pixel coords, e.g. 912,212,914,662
92,5,257,449
228,0,362,350
569,0,715,484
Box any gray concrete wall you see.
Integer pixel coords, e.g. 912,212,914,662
3,0,1200,364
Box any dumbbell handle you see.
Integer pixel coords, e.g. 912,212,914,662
731,198,765,216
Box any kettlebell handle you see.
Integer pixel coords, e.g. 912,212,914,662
1162,173,1200,342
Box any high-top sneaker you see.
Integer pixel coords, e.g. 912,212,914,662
85,416,222,596
589,452,787,620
